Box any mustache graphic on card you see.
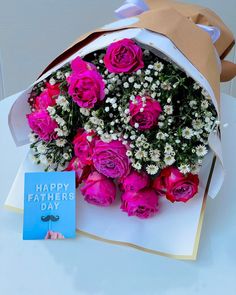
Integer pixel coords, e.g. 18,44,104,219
41,215,60,222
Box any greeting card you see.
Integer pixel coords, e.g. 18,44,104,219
23,171,76,240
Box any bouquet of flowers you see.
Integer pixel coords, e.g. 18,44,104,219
26,38,217,219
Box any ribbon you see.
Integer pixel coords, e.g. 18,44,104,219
115,0,221,44
197,24,221,44
115,0,149,19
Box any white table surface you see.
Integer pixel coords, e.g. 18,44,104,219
0,93,236,295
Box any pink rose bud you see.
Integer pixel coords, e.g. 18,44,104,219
160,167,199,203
68,69,105,109
34,83,60,110
92,140,130,179
27,109,58,142
81,171,116,207
65,157,91,187
120,169,150,192
129,96,162,130
70,56,96,74
104,38,144,74
121,189,159,219
72,129,98,166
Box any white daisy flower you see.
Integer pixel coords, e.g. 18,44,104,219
154,61,164,72
90,117,102,125
47,106,56,115
55,116,66,126
135,150,147,160
126,150,132,157
164,143,174,155
134,83,141,89
143,142,150,149
196,145,208,157
179,164,191,174
56,139,67,147
150,149,160,162
151,84,157,91
156,132,168,140
123,82,129,88
161,82,171,91
164,105,173,115
189,100,197,108
132,162,142,170
130,135,136,140
192,119,204,130
182,127,194,139
146,165,159,175
164,155,175,166
55,128,64,137
128,76,135,83
80,108,90,116
101,133,112,143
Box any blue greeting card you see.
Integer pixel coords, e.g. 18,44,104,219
23,171,76,240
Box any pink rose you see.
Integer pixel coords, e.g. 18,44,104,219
45,231,64,240
68,70,105,108
34,83,60,110
104,38,144,74
121,189,159,219
93,140,130,179
81,171,116,207
152,173,166,197
129,96,162,130
71,56,95,73
46,83,61,97
158,167,199,203
27,110,58,142
72,129,97,166
65,157,91,186
120,169,150,192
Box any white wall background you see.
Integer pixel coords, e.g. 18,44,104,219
0,0,235,97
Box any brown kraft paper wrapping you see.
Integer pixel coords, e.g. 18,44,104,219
40,0,236,110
